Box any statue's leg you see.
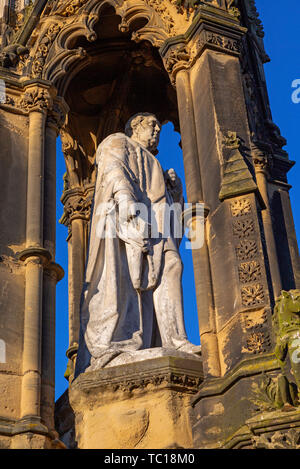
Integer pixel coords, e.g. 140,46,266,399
152,250,188,348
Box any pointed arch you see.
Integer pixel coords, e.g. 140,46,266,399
25,0,188,92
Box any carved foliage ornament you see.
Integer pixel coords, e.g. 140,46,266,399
53,0,88,17
252,430,300,450
163,28,242,82
250,373,298,412
31,23,62,79
231,198,252,217
19,87,52,112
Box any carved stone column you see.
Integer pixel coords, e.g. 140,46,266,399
252,144,282,298
60,187,93,380
18,85,51,422
176,67,221,375
275,187,300,289
41,263,64,434
10,84,66,448
161,5,255,379
40,99,67,433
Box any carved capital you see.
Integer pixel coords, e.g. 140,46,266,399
161,13,245,83
251,140,272,174
19,86,52,113
47,98,69,132
253,155,269,173
60,188,94,227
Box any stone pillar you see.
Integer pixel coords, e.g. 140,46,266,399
12,85,66,448
66,216,85,373
252,149,282,298
41,263,64,433
162,6,275,375
19,89,49,420
276,188,300,289
20,253,45,419
40,101,67,432
60,188,93,379
176,68,221,379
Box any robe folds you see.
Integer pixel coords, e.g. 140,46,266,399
76,133,184,372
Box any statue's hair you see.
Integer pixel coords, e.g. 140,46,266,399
125,112,161,137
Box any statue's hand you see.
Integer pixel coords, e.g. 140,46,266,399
118,201,151,252
165,168,183,203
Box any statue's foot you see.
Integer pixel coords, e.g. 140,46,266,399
176,341,201,356
89,350,122,370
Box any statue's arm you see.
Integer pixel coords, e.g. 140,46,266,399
99,138,138,219
99,140,147,249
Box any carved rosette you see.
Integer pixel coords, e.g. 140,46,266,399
231,198,266,309
224,140,271,355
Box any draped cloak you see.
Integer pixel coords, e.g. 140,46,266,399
76,133,182,371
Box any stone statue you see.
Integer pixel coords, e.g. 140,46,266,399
76,113,200,372
272,290,300,408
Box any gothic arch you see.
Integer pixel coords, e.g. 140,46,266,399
25,0,192,93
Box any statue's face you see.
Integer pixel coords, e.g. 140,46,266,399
135,115,161,151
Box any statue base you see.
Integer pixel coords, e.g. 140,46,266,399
69,355,203,449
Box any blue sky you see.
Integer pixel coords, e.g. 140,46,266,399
54,1,300,400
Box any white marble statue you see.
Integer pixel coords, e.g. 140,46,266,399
76,113,200,372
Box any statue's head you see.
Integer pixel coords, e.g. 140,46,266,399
125,113,161,152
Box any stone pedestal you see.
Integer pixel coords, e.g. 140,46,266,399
69,356,203,449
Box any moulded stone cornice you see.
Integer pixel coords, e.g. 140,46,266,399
0,77,58,117
222,406,300,449
70,355,203,398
